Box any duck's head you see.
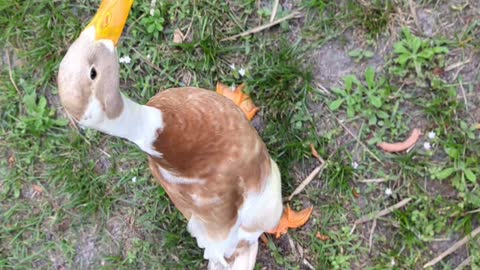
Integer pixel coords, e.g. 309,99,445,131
58,0,133,123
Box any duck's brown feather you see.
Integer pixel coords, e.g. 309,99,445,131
146,87,271,238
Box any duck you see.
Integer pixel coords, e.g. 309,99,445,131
57,0,309,269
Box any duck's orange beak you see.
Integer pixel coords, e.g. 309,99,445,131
85,0,134,45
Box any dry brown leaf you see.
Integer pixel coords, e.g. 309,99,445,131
352,187,360,199
8,155,15,168
432,67,445,76
310,143,320,160
57,219,71,232
33,185,43,194
173,28,184,44
309,143,326,164
315,232,330,241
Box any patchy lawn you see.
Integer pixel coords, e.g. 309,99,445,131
1,0,479,269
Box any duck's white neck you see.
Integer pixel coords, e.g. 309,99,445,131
79,93,163,156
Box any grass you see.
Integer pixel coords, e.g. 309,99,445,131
1,0,480,269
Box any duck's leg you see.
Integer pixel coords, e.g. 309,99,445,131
216,82,259,120
207,241,258,270
230,241,258,270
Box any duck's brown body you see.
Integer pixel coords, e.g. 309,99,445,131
56,1,283,268
145,88,282,268
147,88,271,234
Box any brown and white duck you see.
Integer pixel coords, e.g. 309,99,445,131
57,0,309,269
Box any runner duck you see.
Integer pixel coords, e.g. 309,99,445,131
57,0,309,269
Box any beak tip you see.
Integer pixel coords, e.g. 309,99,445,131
85,0,134,44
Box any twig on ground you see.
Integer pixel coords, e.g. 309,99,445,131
314,82,333,97
303,259,315,270
327,108,382,163
221,11,302,41
408,0,421,31
445,58,471,72
6,51,21,95
289,147,330,200
287,234,297,256
99,148,111,158
297,243,304,258
448,54,472,81
452,65,465,82
458,80,469,113
183,18,194,41
368,219,377,253
423,226,480,268
463,208,480,216
356,178,388,183
453,256,472,270
288,164,325,201
270,0,280,22
104,226,121,247
355,198,412,225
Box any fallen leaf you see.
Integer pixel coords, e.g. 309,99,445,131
310,143,323,163
352,187,360,198
8,155,15,168
315,232,330,241
173,28,184,44
33,185,43,194
432,67,445,76
57,219,71,232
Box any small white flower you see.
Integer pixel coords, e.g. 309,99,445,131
147,54,151,59
119,55,131,64
238,67,246,77
132,176,137,183
428,131,436,140
390,258,396,266
385,188,393,196
149,0,157,16
352,161,359,170
229,63,236,70
423,142,431,150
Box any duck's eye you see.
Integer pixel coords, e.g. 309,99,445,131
90,67,97,80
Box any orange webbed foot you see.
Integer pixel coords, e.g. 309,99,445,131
216,82,259,121
267,205,313,238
